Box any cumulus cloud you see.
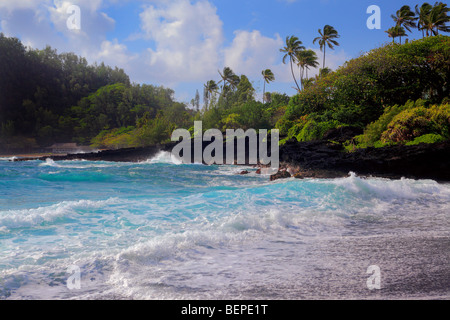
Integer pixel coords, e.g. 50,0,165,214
0,0,350,101
224,30,283,78
0,0,43,12
138,0,223,84
0,0,116,58
95,39,138,71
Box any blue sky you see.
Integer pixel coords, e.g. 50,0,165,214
0,0,428,104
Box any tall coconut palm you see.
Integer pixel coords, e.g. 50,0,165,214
391,5,417,43
385,26,407,43
424,2,450,36
261,69,275,103
313,25,340,70
415,3,433,37
218,67,239,93
295,49,319,90
280,35,305,92
203,80,218,109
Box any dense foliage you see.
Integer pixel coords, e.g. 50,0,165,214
277,35,450,148
0,33,193,151
1,13,449,154
345,100,450,150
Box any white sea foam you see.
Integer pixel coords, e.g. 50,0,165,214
0,157,17,161
145,151,183,165
326,172,450,200
39,158,115,169
1,163,449,300
0,198,120,230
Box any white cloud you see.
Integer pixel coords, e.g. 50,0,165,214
138,0,224,84
0,0,117,64
0,0,351,101
96,39,138,70
0,0,45,12
224,30,283,78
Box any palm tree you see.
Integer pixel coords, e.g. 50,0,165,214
280,35,305,92
415,3,433,37
295,49,319,90
385,26,407,43
313,25,340,70
391,5,417,43
203,80,218,109
218,67,239,93
261,69,275,103
416,2,450,37
424,2,450,36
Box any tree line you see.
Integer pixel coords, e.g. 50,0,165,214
0,33,193,151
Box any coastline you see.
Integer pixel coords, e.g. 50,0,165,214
8,139,450,182
1,153,54,159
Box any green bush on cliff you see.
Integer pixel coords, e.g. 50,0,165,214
279,114,347,143
406,134,446,146
280,36,450,144
91,126,136,149
351,100,427,148
296,120,346,142
381,103,450,144
346,101,450,151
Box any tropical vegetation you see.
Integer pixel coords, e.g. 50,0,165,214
1,3,449,154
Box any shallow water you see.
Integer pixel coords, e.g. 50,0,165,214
0,153,449,299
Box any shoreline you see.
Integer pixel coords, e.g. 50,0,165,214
6,139,450,182
1,153,55,159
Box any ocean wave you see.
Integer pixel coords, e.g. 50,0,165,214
145,151,183,165
326,172,450,200
0,198,120,230
39,158,115,169
1,163,449,299
38,171,113,182
0,157,17,161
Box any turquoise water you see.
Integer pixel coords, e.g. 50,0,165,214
0,153,449,299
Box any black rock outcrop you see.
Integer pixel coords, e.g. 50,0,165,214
279,139,450,182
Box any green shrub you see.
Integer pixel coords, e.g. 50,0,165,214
275,118,295,137
356,100,427,147
296,120,346,142
91,126,135,149
381,103,450,144
406,134,446,146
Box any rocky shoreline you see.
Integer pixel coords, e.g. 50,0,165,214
12,138,450,182
278,139,450,182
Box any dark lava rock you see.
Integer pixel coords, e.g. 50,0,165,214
15,143,178,163
270,170,292,181
280,139,450,181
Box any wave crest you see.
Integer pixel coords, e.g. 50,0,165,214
0,198,120,230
